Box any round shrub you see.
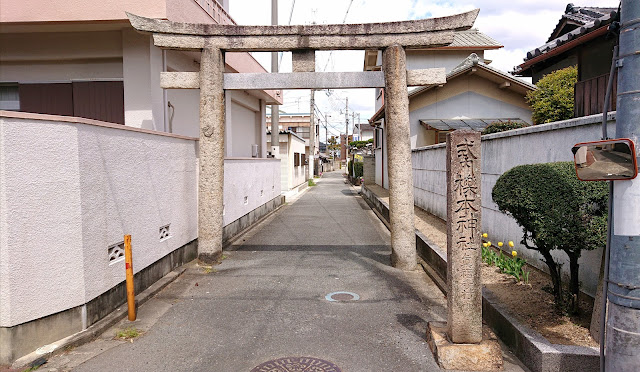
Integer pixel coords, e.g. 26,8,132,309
492,161,607,312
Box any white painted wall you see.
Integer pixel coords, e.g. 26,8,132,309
0,114,198,327
122,30,165,131
223,159,281,225
411,113,617,296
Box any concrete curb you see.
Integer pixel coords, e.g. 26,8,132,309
360,184,599,372
11,267,187,370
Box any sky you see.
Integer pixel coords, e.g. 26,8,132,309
228,0,619,141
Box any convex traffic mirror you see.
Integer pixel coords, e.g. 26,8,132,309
572,139,638,181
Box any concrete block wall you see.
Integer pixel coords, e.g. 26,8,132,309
223,158,281,225
0,112,283,363
411,112,617,296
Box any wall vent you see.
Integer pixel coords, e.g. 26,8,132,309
243,196,249,205
159,224,171,241
108,242,125,264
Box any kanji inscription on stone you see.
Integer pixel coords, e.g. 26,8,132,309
446,130,482,344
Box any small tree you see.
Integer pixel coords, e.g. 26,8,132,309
327,136,340,158
526,66,577,124
492,162,607,312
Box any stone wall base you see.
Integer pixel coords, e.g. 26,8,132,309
0,240,198,365
222,195,285,243
427,321,503,371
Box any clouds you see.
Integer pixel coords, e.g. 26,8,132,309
228,0,619,138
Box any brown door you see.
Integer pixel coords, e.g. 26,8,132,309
18,83,73,116
72,81,125,124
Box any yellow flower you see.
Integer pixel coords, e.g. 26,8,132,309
508,241,514,247
487,241,491,247
498,242,504,247
482,242,488,248
482,233,488,238
512,250,517,257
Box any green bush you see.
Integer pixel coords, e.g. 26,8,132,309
492,161,607,312
482,120,530,135
526,66,577,124
353,162,363,178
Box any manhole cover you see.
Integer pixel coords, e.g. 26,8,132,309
325,291,360,302
251,356,342,372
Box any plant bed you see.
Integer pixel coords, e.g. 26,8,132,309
480,245,596,347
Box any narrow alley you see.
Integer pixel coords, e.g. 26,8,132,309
47,171,525,372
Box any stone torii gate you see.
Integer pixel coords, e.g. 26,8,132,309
127,10,479,270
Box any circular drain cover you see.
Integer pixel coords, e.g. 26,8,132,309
325,291,360,302
251,356,342,372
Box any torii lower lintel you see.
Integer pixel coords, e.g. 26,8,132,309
160,69,446,90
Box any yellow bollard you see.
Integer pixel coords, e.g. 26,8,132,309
124,235,136,321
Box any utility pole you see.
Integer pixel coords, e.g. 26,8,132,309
344,97,349,170
309,89,316,178
606,1,640,370
269,0,280,159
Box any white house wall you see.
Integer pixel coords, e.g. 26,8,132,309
122,30,165,131
0,114,198,327
229,91,262,158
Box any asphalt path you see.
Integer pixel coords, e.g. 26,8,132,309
63,171,527,372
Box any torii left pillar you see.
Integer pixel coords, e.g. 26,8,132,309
198,47,226,263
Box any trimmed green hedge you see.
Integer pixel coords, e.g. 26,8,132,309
492,161,607,312
481,120,530,135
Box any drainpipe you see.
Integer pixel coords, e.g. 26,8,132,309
605,1,640,371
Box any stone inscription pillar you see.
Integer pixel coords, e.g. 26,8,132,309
198,47,225,263
383,44,416,271
446,130,482,343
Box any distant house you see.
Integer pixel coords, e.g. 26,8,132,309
267,113,320,173
364,27,533,189
514,4,619,117
267,131,308,194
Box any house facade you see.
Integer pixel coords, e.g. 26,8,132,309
514,4,619,118
0,0,283,365
364,29,533,189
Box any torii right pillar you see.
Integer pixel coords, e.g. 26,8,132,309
383,44,417,271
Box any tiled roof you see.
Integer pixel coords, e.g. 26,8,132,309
447,29,502,49
447,53,536,89
516,4,618,74
552,5,618,40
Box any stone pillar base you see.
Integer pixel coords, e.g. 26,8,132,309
426,321,503,371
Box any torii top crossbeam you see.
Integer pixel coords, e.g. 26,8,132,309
126,10,479,52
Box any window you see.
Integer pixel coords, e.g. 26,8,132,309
436,130,452,144
0,84,20,111
374,127,383,149
301,153,306,165
294,152,300,166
